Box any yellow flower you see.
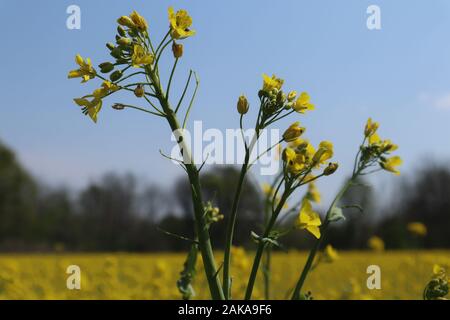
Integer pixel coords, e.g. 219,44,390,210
68,54,96,83
380,139,398,153
433,264,446,277
293,92,315,113
323,244,339,263
368,236,384,252
282,122,305,142
407,222,427,237
295,199,322,239
288,153,307,174
168,7,195,39
282,147,307,174
262,74,284,93
131,44,154,67
364,117,379,137
305,181,321,203
369,132,381,145
93,81,119,99
73,81,119,123
261,183,273,196
313,141,334,165
130,11,148,32
380,156,402,175
73,97,103,123
282,147,297,164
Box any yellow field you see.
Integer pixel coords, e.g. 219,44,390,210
0,251,448,300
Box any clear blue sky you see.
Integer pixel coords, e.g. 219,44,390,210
1,0,450,206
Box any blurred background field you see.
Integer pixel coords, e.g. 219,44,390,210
0,251,448,300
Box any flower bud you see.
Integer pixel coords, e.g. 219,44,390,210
110,47,123,59
134,84,145,98
99,62,114,73
117,16,135,29
172,42,183,58
276,91,286,105
112,103,125,110
283,122,305,142
109,70,123,82
364,118,379,137
287,91,297,102
117,26,126,37
323,162,339,176
106,42,115,51
117,37,132,46
237,95,249,115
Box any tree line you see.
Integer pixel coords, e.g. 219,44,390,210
0,140,449,251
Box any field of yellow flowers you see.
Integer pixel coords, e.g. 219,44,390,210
0,250,448,300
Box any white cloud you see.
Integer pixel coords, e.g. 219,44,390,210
419,92,450,111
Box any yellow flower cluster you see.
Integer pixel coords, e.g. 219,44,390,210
68,8,196,122
260,74,315,116
362,118,402,175
368,236,385,252
407,222,427,237
282,138,335,175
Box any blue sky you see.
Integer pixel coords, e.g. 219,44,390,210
0,0,450,206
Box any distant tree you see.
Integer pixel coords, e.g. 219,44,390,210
377,163,450,248
78,173,137,250
0,141,37,249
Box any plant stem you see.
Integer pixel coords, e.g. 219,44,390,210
263,246,272,299
222,128,261,299
148,67,224,300
222,156,249,299
245,187,291,300
290,174,356,300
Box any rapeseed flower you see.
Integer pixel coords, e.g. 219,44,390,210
295,199,322,239
68,54,96,83
168,7,195,39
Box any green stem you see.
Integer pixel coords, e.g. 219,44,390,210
263,246,272,299
222,155,249,299
245,185,291,300
166,58,179,101
222,127,261,299
290,174,356,300
148,67,224,300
